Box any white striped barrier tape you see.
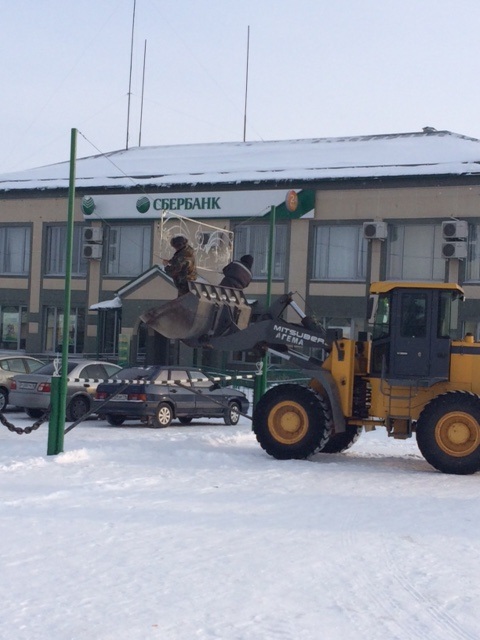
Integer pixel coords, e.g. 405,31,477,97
65,374,255,385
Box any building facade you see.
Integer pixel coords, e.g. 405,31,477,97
1,129,480,369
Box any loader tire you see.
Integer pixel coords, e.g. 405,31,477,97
320,425,362,454
416,392,480,475
252,384,333,460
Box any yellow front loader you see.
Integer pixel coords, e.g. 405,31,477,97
143,280,480,475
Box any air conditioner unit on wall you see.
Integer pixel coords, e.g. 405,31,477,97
362,221,388,240
442,220,468,240
83,227,103,243
442,241,468,260
83,244,103,260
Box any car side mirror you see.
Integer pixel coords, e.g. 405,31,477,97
209,382,221,391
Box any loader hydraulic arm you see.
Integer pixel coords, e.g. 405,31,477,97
204,292,329,365
142,284,330,368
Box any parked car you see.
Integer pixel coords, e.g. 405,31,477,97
10,360,122,421
94,365,249,427
0,354,44,411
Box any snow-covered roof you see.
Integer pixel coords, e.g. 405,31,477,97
1,129,480,193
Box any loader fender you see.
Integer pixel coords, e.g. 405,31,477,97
308,369,346,434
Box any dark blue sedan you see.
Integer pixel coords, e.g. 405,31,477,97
94,365,249,428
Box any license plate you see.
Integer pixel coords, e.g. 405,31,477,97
19,382,36,390
111,393,128,401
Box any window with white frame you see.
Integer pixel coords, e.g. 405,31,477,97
106,225,151,276
312,224,367,281
233,224,287,279
387,223,444,281
45,225,87,275
466,223,480,282
0,226,31,275
44,307,85,354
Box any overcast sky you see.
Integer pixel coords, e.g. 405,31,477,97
2,0,480,174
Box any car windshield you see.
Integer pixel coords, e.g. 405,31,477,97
29,362,78,375
113,366,160,381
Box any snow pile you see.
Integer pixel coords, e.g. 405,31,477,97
1,409,479,640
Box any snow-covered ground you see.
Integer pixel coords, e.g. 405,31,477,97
1,403,479,640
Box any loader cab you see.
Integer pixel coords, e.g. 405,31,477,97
369,282,463,385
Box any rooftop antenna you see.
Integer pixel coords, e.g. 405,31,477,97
126,0,136,150
138,39,147,147
243,25,250,142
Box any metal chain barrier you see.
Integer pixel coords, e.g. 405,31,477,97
64,381,132,434
0,410,49,435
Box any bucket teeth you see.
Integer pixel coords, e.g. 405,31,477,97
141,281,251,344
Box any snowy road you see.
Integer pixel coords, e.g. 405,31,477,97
1,409,479,640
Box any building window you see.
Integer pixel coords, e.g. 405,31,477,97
0,226,31,274
0,306,28,350
387,224,444,281
44,307,85,354
45,225,87,275
466,223,480,282
233,224,287,279
105,225,151,276
312,225,367,281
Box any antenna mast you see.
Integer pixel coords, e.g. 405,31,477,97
139,39,147,147
243,25,250,142
126,0,136,149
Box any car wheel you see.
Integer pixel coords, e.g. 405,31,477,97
224,401,241,425
0,388,7,412
25,407,44,419
66,395,90,422
106,414,126,426
153,402,173,428
178,416,193,425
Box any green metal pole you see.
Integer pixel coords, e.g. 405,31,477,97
47,376,61,454
254,205,276,407
47,128,77,455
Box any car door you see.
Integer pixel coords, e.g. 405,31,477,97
77,364,106,400
166,369,196,414
3,358,28,379
189,370,221,416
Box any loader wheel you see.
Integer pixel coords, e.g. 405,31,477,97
252,384,332,460
320,425,362,454
416,392,480,475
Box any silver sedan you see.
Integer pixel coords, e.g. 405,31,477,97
10,360,121,421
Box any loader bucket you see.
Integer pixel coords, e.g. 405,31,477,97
141,281,252,343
